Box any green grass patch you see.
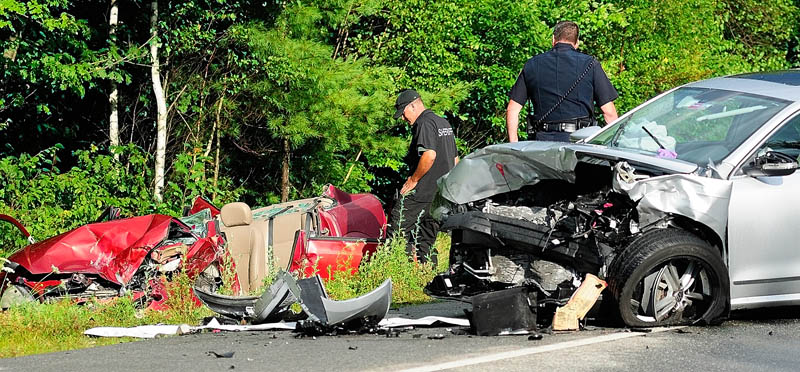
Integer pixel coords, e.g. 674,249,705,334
0,297,141,358
0,270,216,358
324,233,450,304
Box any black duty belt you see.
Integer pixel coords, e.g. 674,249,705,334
534,117,595,133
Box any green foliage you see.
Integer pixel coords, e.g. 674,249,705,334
720,0,799,70
218,14,407,200
348,0,551,147
325,233,450,304
1,0,127,113
160,149,244,215
0,144,152,254
4,0,799,207
0,144,242,256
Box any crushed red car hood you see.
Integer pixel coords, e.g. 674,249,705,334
8,215,174,285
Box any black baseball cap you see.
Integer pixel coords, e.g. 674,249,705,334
393,89,420,119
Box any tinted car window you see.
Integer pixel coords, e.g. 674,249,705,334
760,114,800,160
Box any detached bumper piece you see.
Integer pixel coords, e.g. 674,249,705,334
194,271,298,323
470,287,537,336
194,271,392,334
295,275,392,335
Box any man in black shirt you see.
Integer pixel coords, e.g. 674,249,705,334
506,21,619,142
387,89,458,265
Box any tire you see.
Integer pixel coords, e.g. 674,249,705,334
0,284,36,310
607,228,729,327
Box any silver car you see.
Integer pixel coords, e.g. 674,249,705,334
426,70,800,327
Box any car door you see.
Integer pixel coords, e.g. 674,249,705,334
728,114,800,308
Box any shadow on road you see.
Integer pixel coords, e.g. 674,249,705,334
730,306,800,321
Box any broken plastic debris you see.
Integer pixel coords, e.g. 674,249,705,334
207,351,235,358
552,306,579,331
378,316,469,328
195,270,392,334
552,274,607,331
295,275,392,332
497,329,533,336
470,287,537,336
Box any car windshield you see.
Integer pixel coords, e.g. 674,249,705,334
179,208,212,237
588,87,790,165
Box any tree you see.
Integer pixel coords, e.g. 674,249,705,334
150,0,167,202
0,0,127,155
108,0,120,158
218,5,407,202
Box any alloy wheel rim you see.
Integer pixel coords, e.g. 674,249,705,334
631,258,713,323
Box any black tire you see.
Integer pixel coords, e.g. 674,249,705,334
607,228,729,327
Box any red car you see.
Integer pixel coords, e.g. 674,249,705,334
0,185,386,308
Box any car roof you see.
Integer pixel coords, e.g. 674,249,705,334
685,70,800,102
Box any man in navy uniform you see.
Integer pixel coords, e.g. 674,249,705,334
506,21,619,142
387,89,458,265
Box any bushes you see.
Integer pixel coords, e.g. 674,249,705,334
0,145,243,256
325,233,451,304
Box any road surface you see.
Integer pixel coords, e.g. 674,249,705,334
2,302,798,371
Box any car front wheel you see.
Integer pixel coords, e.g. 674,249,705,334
608,228,729,327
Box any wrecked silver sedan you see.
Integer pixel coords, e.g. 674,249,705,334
427,71,800,327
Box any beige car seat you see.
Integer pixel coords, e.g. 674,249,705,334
251,197,321,271
219,202,265,294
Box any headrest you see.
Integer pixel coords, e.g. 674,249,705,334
220,202,252,227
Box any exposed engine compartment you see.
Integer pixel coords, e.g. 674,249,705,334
425,162,655,322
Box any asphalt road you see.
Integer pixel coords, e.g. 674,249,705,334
3,302,800,372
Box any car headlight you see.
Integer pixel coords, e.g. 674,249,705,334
429,192,453,222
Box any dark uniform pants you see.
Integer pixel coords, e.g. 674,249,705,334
534,130,571,142
386,193,439,266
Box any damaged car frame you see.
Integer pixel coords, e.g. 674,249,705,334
427,70,800,327
0,185,386,309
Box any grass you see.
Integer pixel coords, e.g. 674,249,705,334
0,233,451,358
324,232,450,304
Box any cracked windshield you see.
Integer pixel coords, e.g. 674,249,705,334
589,87,790,165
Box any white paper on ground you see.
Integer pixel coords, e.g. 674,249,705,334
378,316,470,328
85,316,469,338
84,318,297,338
84,325,182,339
200,318,296,331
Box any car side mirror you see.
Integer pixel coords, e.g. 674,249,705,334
743,151,798,177
570,126,602,143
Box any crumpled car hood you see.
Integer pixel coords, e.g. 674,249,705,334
439,141,731,244
439,141,699,205
8,214,174,285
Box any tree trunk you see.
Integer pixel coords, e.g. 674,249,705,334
212,127,220,201
343,149,362,184
108,0,120,159
205,96,224,158
281,139,290,202
150,0,168,202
